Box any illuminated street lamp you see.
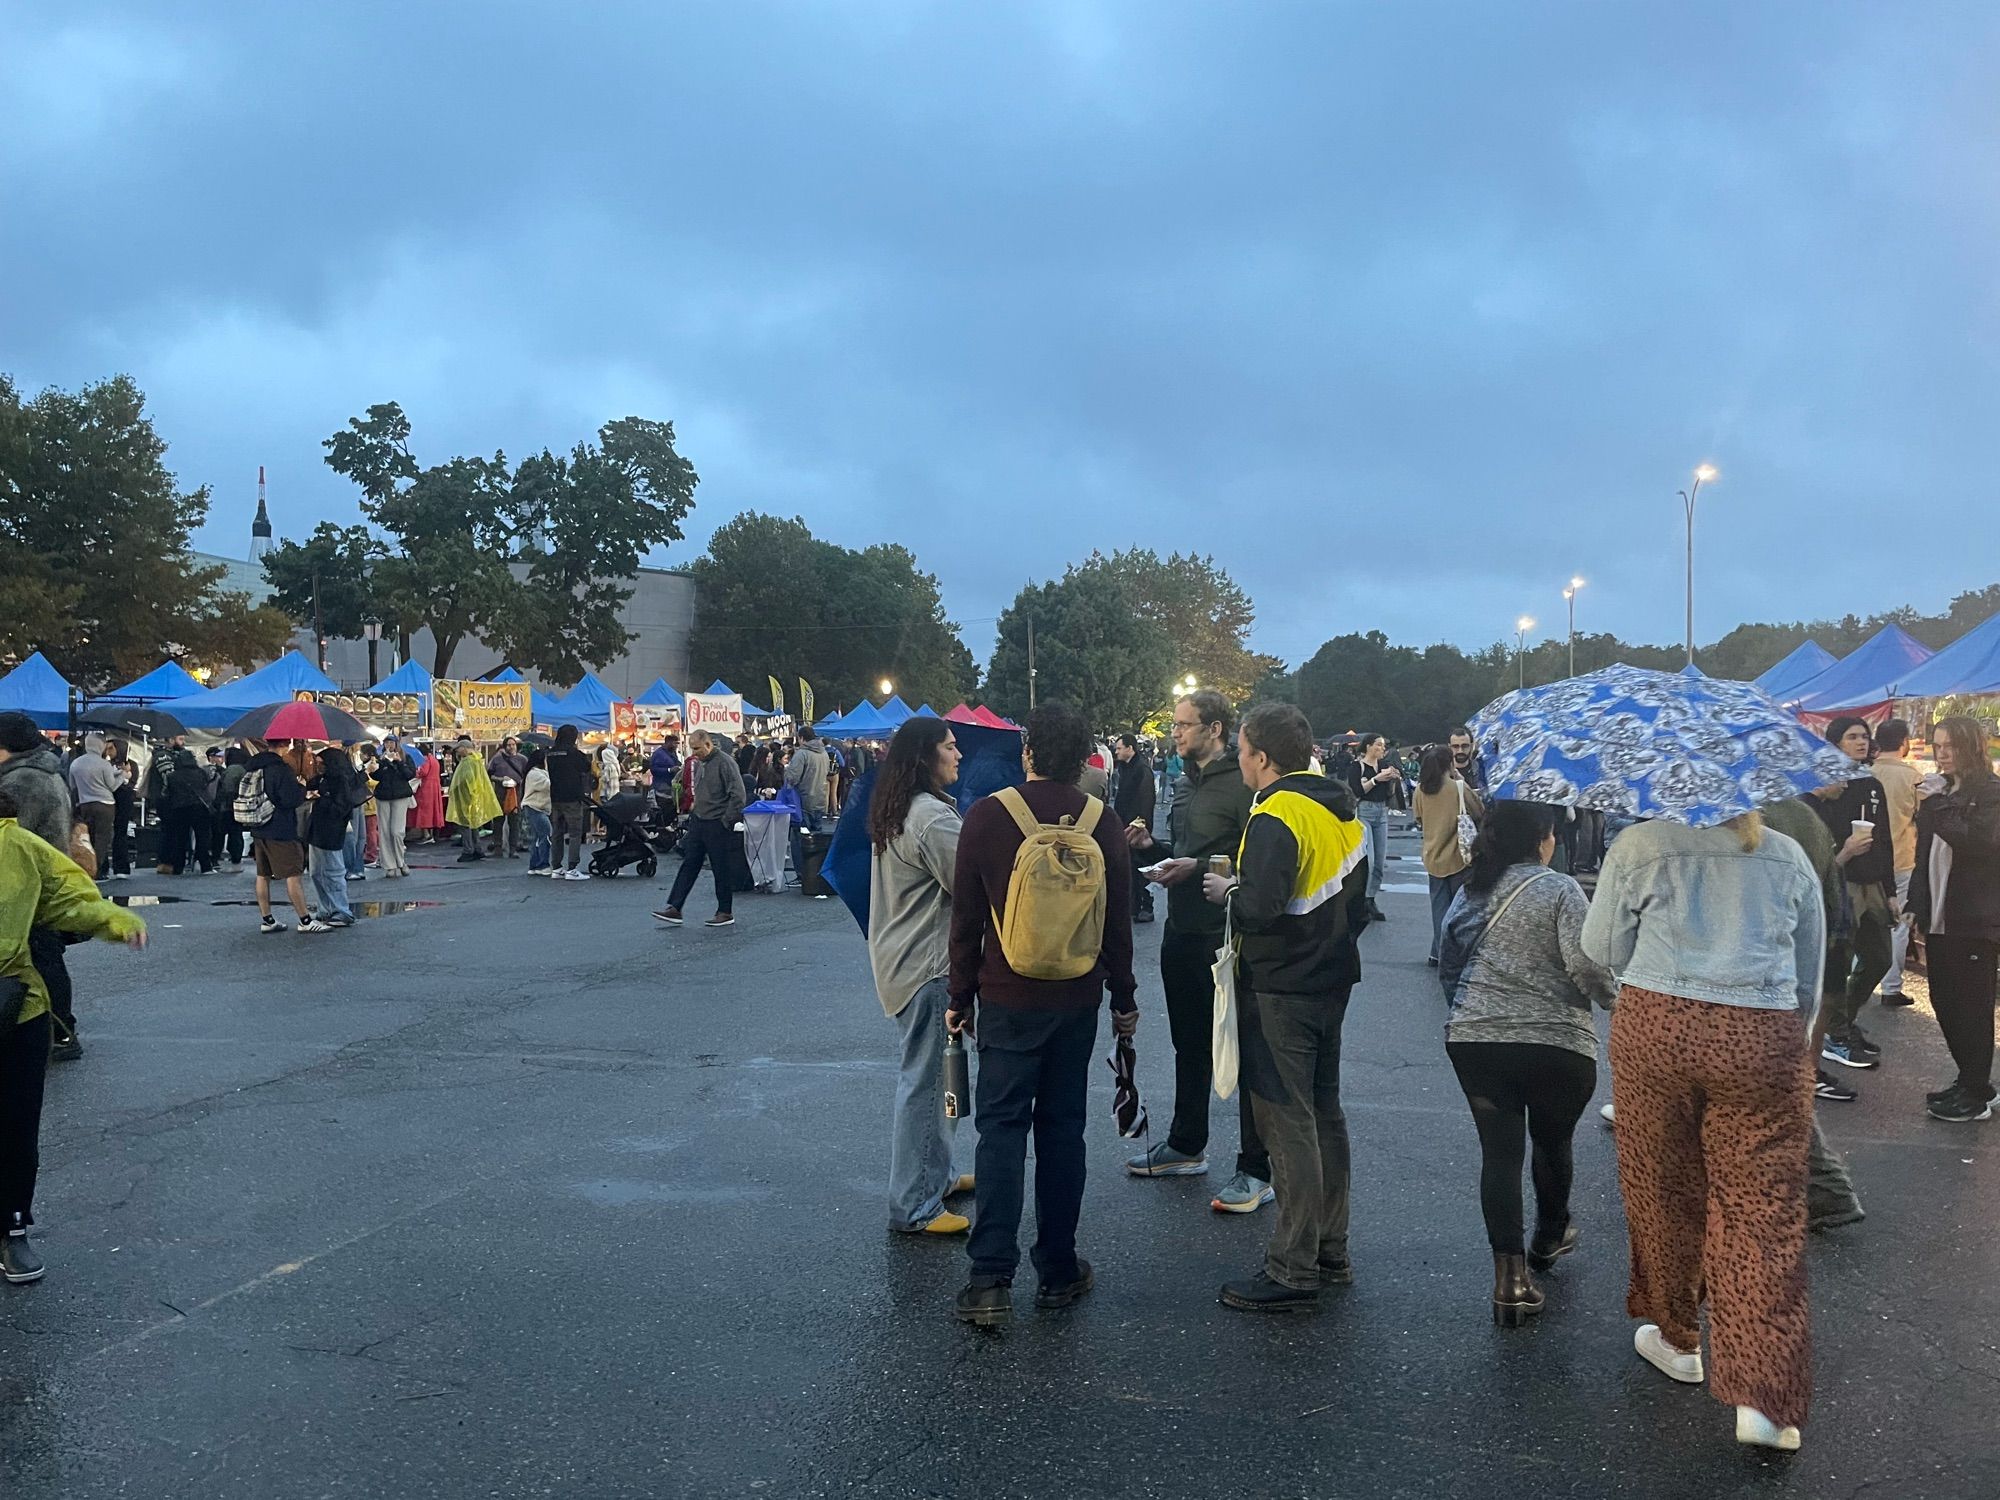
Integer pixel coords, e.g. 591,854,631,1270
1515,616,1536,689
877,678,894,698
1562,576,1585,678
1678,465,1718,668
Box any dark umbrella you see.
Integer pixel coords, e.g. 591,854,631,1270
223,699,372,743
517,730,555,751
79,705,188,739
1108,1034,1149,1139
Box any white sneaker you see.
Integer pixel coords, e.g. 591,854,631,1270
298,919,335,934
1735,1406,1801,1452
568,869,591,881
1634,1324,1704,1384
1599,1103,1616,1126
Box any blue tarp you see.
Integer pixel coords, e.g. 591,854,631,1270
156,650,338,729
817,702,895,739
484,666,526,683
540,672,617,729
635,676,685,708
1893,613,2000,699
0,652,76,729
531,689,571,725
368,659,434,707
915,704,941,718
97,660,208,705
877,694,917,726
1788,625,1935,711
703,679,775,717
1753,641,1839,699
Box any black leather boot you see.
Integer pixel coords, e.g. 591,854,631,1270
1528,1222,1579,1272
1492,1253,1542,1327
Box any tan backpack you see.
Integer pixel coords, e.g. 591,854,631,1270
990,786,1108,981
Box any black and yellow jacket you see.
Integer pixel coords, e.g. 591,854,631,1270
1227,772,1371,995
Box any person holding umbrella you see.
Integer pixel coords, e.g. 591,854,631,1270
237,739,318,933
446,738,502,864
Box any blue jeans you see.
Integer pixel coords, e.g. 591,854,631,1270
887,977,960,1230
1357,800,1389,900
309,844,353,921
1429,870,1467,962
344,807,367,876
521,806,553,870
968,1005,1099,1287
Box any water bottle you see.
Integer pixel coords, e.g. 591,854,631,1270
942,1031,971,1120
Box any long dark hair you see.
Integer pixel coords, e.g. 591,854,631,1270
1936,715,1997,792
1419,743,1456,797
869,719,954,852
1464,800,1559,895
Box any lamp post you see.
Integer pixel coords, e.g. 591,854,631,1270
1562,576,1584,678
1515,616,1535,689
1677,465,1717,668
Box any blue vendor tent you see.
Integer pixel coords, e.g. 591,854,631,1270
368,658,434,708
1753,641,1839,700
1893,612,2000,700
0,652,76,730
541,672,618,730
156,650,337,729
636,676,686,709
1787,625,1935,712
97,660,208,705
702,679,775,717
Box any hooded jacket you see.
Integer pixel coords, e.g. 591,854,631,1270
1156,750,1255,938
1226,771,1371,996
1909,771,2000,942
0,744,73,848
241,750,307,843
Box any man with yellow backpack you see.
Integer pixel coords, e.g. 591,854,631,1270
946,703,1137,1326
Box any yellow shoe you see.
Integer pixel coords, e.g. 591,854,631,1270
949,1174,976,1196
923,1211,971,1235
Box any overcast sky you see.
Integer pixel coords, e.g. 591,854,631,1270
8,2,1999,667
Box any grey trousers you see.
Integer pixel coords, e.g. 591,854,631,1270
1807,1114,1862,1220
1241,984,1353,1290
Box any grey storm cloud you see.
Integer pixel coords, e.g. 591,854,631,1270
7,1,1999,666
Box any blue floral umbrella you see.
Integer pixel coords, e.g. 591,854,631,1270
1467,664,1868,828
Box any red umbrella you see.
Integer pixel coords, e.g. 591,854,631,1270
224,700,372,743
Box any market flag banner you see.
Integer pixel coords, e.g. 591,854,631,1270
767,676,786,716
686,692,744,738
798,678,815,727
434,679,531,742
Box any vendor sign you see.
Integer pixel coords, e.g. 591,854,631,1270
434,679,531,741
686,692,744,737
633,702,682,734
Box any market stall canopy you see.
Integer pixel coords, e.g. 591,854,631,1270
877,694,917,726
156,651,337,729
972,706,1018,729
0,651,77,729
543,671,616,729
635,677,685,708
915,704,941,718
97,660,207,705
1891,612,2000,700
1786,625,1935,712
482,666,527,683
368,659,434,707
530,689,571,725
818,702,895,739
703,679,774,717
943,704,983,726
1752,640,1838,699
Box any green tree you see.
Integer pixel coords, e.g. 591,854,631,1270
260,522,391,647
0,373,295,686
1077,549,1280,703
984,568,1173,728
688,514,977,712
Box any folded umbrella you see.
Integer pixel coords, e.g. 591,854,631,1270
223,699,372,744
1467,664,1867,827
1107,1033,1148,1139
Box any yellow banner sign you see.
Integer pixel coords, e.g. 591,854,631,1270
434,680,530,741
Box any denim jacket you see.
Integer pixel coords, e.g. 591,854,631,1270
1580,818,1825,1015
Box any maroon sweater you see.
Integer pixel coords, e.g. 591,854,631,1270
948,780,1137,1014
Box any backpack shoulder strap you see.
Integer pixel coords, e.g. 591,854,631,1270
994,785,1042,839
1073,795,1103,837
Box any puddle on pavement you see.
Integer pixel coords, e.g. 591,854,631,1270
202,899,445,917
110,894,190,906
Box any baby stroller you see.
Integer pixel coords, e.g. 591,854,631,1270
589,790,674,878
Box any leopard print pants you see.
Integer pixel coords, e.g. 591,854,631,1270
1609,986,1813,1428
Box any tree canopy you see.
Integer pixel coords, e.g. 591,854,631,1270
0,373,295,687
687,513,977,713
984,567,1175,729
1074,549,1279,703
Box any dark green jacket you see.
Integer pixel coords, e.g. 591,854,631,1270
1158,750,1254,937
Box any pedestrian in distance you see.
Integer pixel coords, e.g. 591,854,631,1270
867,718,972,1235
237,738,321,933
1345,732,1401,923
545,726,596,878
784,726,831,891
1122,690,1274,1214
216,745,250,868
1582,808,1824,1452
159,747,217,875
520,747,554,874
486,735,530,858
110,755,138,879
1111,732,1157,924
1203,703,1371,1313
1808,717,1895,1074
446,738,502,865
654,729,747,928
305,747,360,927
1413,744,1482,967
371,735,417,877
409,743,446,845
948,703,1136,1326
1437,799,1616,1326
66,732,120,877
1908,714,2000,1123
1869,718,1922,1006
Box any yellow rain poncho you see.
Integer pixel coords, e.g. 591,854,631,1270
1,819,146,1027
446,750,503,830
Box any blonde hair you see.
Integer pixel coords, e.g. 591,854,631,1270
1725,811,1763,851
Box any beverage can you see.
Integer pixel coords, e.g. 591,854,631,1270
1208,854,1233,878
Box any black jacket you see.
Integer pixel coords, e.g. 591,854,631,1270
546,745,594,803
1229,772,1371,995
1156,751,1255,938
1810,777,1895,900
372,752,416,802
241,751,306,843
305,770,357,851
1910,774,2000,942
1112,754,1155,828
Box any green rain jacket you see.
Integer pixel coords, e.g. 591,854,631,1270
1,819,146,1026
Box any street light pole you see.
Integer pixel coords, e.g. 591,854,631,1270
1515,616,1535,689
1678,466,1717,668
1563,576,1584,678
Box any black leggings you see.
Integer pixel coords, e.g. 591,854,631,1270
1446,1040,1596,1255
1,1013,52,1228
1928,934,1998,1093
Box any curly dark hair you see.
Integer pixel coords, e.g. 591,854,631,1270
868,718,955,852
1024,703,1089,785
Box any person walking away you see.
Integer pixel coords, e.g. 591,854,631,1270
1122,690,1273,1213
237,739,320,932
217,747,250,867
520,748,554,872
66,734,120,878
1808,718,1895,1073
1346,733,1401,923
653,730,746,926
0,713,85,1060
446,738,501,864
1111,733,1157,924
1413,744,1482,966
487,736,529,858
305,749,359,927
1869,719,1922,1007
867,719,971,1234
1203,704,1370,1312
947,703,1136,1324
1438,801,1617,1325
1908,714,2000,1122
110,755,138,879
0,783,147,1284
159,747,216,875
545,726,596,878
784,727,831,891
1582,810,1824,1451
371,736,417,877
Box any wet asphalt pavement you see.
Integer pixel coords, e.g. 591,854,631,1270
3,822,1997,1499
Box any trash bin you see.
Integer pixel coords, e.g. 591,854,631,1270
799,828,833,898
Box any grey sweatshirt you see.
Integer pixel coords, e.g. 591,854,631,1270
691,749,747,825
867,793,962,1016
1438,864,1618,1057
784,742,830,815
69,752,123,807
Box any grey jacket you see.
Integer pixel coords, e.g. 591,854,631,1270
867,793,962,1016
0,745,74,848
784,742,830,815
1581,818,1825,1015
1440,866,1617,1057
69,752,123,807
692,749,747,825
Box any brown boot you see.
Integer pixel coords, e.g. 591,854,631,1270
1492,1253,1544,1327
